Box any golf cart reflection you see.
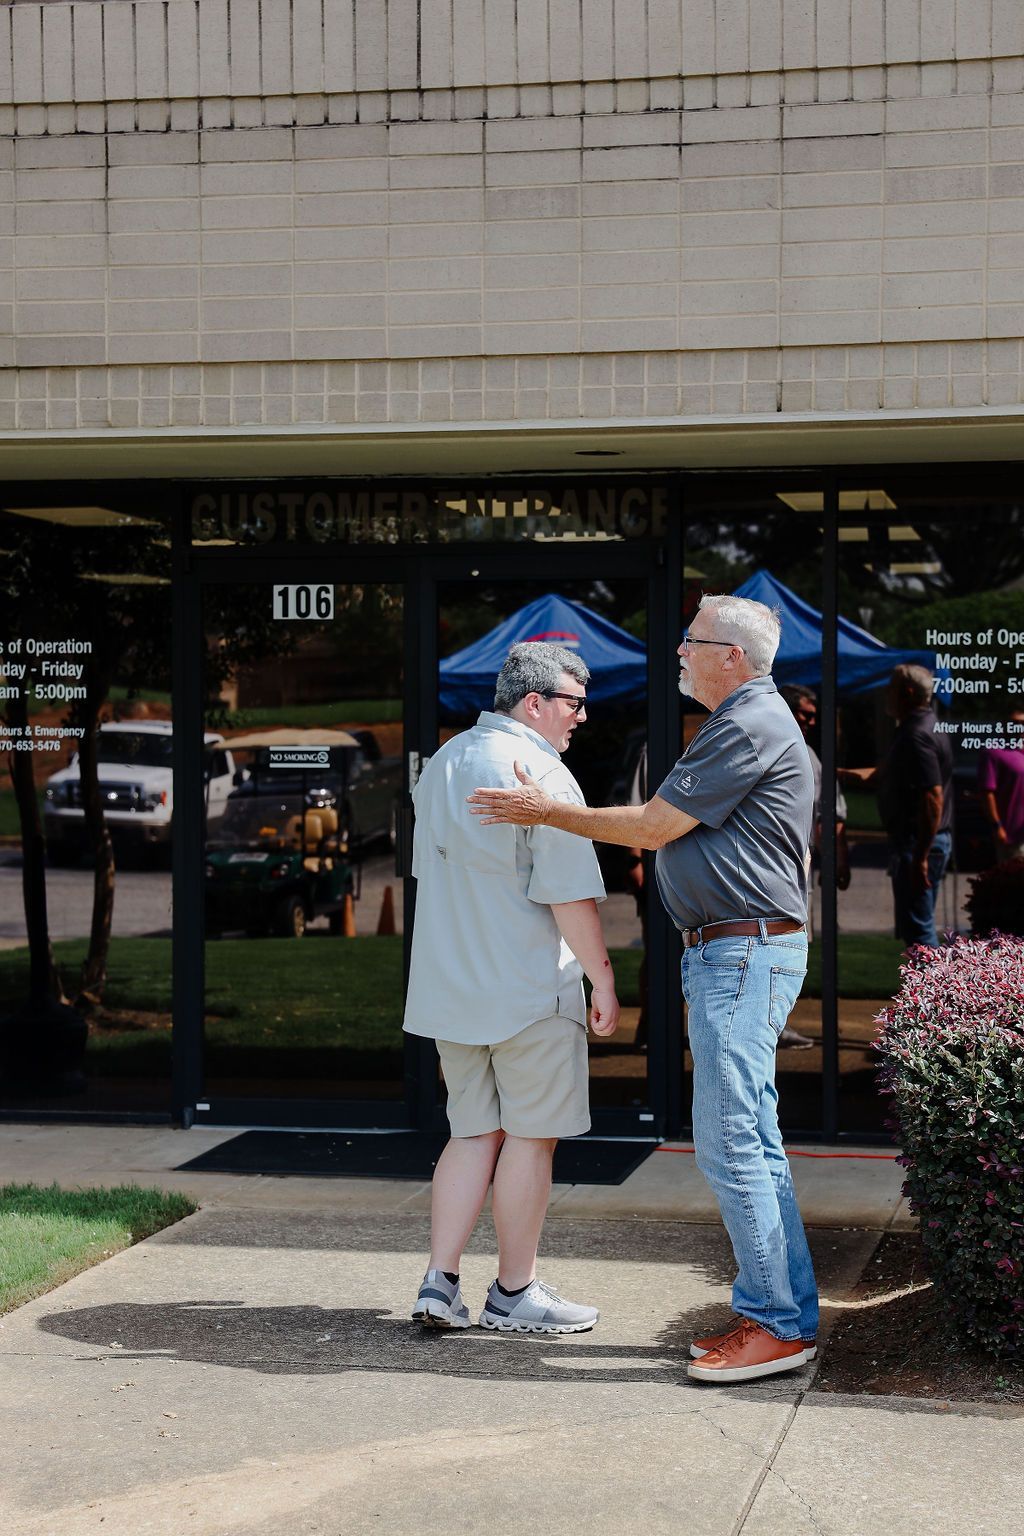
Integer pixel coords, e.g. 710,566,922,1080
205,729,360,939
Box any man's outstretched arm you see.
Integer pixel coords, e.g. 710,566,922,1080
468,760,699,849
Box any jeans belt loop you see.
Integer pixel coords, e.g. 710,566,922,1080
757,917,768,943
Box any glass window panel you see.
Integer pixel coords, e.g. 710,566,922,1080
0,501,174,1113
201,582,406,1103
836,481,1024,1133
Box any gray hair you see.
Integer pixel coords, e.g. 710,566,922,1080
698,593,781,677
494,641,590,712
891,662,933,706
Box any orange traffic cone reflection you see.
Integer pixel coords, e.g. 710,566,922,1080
342,892,357,937
376,885,396,936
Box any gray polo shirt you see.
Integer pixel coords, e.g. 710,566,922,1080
403,711,606,1046
654,676,813,931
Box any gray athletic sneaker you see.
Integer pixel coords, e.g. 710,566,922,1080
479,1278,599,1334
411,1269,472,1330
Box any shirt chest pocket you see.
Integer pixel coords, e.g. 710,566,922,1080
427,815,518,878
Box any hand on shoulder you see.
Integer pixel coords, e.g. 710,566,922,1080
467,760,554,826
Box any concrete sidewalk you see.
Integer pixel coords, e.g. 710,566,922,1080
2,1126,1019,1536
0,1122,915,1229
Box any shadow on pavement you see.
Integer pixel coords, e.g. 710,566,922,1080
39,1296,1015,1414
30,1212,890,1401
36,1299,693,1384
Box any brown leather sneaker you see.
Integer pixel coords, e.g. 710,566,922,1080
689,1317,740,1358
690,1321,817,1360
687,1318,809,1383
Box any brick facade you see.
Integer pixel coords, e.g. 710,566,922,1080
2,0,1023,434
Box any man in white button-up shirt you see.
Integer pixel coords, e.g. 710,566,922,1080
407,642,619,1334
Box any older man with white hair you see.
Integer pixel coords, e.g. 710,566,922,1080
469,594,818,1384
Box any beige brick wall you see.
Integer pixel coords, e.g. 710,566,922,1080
2,0,1024,429
4,343,1022,433
3,1,1022,107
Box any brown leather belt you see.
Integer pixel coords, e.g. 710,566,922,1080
682,918,805,949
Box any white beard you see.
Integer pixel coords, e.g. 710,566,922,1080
677,669,693,698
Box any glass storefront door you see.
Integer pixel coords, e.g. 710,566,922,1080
184,539,674,1135
180,480,680,1135
194,574,410,1119
428,550,671,1136
181,528,675,1130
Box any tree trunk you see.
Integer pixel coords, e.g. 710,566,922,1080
74,684,115,1009
5,689,65,1005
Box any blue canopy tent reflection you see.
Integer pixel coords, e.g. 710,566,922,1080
733,569,948,697
437,575,945,719
439,594,646,717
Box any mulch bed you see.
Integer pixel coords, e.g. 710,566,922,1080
814,1231,1024,1405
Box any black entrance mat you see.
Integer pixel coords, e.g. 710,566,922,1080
177,1131,654,1185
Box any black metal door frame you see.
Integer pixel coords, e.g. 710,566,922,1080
174,541,422,1130
173,507,678,1137
417,537,677,1140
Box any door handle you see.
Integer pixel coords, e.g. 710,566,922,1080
395,804,415,878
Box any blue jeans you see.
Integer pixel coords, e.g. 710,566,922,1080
683,926,818,1343
891,830,952,948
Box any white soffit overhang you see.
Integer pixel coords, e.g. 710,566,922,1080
0,409,1022,479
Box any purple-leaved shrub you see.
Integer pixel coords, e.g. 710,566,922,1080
875,934,1024,1358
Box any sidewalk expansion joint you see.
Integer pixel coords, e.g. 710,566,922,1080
763,1455,829,1536
730,1392,813,1536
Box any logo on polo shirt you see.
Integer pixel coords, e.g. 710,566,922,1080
436,845,447,860
676,770,700,795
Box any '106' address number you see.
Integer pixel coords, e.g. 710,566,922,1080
272,585,334,620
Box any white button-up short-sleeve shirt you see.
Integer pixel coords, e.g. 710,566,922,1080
403,711,607,1046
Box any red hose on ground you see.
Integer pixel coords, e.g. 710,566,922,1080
656,1147,896,1160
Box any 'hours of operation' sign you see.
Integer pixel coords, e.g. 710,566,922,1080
272,585,334,620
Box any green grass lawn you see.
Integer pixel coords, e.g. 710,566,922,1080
843,787,884,833
0,932,903,1082
0,936,409,1075
15,686,172,717
205,934,407,1052
0,1183,196,1313
806,934,906,998
214,698,402,729
106,687,172,709
0,786,22,837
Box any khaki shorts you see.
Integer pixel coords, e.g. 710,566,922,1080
437,1014,590,1139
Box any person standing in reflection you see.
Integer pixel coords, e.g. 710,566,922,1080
469,596,819,1386
780,686,851,896
406,641,618,1335
839,663,953,949
779,685,850,1048
980,709,1024,861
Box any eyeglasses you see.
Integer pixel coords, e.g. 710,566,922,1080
680,630,746,653
540,691,588,715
